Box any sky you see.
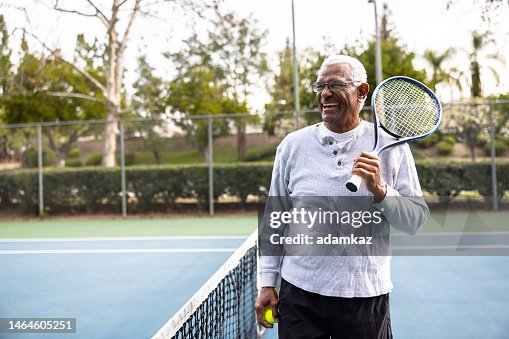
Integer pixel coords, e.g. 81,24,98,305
2,0,509,109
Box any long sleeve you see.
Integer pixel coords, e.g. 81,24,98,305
374,144,430,235
259,143,289,288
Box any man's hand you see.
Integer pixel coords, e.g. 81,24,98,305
255,287,279,328
352,151,387,202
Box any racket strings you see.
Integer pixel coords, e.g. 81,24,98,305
375,80,440,137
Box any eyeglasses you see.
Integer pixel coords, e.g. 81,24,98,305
312,80,359,93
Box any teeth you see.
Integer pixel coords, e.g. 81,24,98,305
322,103,338,107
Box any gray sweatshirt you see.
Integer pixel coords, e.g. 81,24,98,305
259,120,429,297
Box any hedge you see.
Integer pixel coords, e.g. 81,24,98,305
0,162,507,214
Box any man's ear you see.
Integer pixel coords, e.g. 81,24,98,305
358,83,369,100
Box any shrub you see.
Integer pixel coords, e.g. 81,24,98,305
484,139,508,156
442,135,456,145
65,158,82,167
416,133,439,148
23,148,56,168
243,147,276,162
1,162,508,214
86,153,137,166
436,141,454,155
68,149,81,159
85,153,103,166
123,153,137,166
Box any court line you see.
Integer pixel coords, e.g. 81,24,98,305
2,232,509,243
392,231,509,236
392,244,509,250
2,245,509,255
0,248,238,255
0,236,248,243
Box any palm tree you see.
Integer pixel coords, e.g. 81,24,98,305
423,48,457,92
468,30,505,97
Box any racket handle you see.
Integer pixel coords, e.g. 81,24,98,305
346,174,363,192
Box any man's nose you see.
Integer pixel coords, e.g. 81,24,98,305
321,86,333,98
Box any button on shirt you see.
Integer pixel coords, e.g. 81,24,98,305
259,121,429,297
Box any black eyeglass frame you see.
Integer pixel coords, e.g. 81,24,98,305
312,80,361,93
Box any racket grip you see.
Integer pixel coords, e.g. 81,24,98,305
346,174,363,192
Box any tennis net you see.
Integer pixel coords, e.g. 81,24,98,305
152,231,259,339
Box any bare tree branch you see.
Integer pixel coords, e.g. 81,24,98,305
57,56,107,93
22,29,107,93
52,0,96,17
85,0,110,26
137,0,167,10
113,0,141,95
50,0,109,27
119,0,141,49
44,91,107,104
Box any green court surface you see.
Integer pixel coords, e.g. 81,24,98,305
0,216,258,238
0,210,507,239
395,210,509,233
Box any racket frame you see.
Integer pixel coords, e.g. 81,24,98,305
346,76,442,192
371,76,442,154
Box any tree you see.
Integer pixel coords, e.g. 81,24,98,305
423,49,455,90
131,55,168,164
25,0,143,167
0,15,14,164
265,4,429,129
1,35,107,167
361,4,427,100
467,30,504,97
265,38,295,115
264,41,330,128
166,65,231,160
206,8,268,159
0,15,12,97
336,4,428,112
487,93,509,136
447,0,509,20
165,7,268,159
444,98,490,161
263,38,305,133
9,0,218,167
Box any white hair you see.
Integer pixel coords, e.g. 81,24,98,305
318,55,367,84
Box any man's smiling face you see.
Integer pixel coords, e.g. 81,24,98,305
315,63,365,133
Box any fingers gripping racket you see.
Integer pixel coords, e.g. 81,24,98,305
346,76,442,192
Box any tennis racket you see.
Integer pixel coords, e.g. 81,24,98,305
345,76,442,192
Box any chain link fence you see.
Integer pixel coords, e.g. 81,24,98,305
0,101,508,218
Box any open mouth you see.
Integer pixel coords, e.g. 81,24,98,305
322,103,339,110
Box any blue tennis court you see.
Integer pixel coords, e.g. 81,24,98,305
0,237,245,338
1,225,509,338
263,255,509,339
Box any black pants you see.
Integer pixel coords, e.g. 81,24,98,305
278,279,392,339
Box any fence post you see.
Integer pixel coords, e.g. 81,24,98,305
291,0,301,131
120,120,127,218
37,124,44,218
488,102,498,211
208,116,214,216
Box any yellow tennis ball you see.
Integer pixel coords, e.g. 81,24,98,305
264,308,276,324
